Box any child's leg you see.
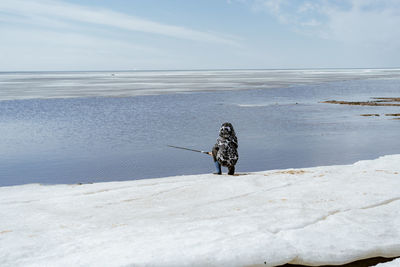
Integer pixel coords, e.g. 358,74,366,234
214,161,222,175
228,165,235,175
212,147,222,175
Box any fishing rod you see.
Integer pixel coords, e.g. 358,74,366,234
167,145,212,156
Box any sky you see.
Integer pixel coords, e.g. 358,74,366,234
0,0,399,71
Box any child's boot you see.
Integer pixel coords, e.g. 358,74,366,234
228,166,235,175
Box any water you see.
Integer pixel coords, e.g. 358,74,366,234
1,69,400,186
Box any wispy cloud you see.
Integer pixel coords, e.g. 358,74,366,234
238,0,400,48
322,0,400,48
0,0,239,46
0,27,164,71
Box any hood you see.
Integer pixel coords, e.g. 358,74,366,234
219,122,237,139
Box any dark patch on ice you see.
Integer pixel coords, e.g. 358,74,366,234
322,97,400,106
278,256,398,267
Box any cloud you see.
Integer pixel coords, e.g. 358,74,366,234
323,0,400,48
238,0,400,48
0,27,164,71
0,0,242,70
0,0,239,46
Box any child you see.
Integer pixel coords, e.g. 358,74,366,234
212,122,238,175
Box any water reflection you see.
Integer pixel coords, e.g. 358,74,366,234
1,77,400,186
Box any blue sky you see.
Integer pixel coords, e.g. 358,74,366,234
0,0,399,71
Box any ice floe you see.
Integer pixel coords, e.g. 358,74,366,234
0,155,400,266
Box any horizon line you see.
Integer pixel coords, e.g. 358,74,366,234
1,67,400,73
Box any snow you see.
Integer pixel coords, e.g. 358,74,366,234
375,258,400,266
1,155,400,267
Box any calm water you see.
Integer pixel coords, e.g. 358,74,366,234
1,70,400,186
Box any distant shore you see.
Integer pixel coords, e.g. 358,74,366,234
2,68,400,101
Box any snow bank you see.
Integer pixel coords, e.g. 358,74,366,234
1,155,400,267
375,258,400,266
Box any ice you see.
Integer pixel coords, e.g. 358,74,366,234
2,69,400,101
374,258,400,266
236,103,271,107
1,155,400,266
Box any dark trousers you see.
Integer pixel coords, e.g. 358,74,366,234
212,147,235,175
